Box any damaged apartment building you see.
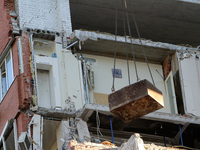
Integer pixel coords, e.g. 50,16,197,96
0,0,200,149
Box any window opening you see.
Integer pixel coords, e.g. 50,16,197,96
0,50,14,102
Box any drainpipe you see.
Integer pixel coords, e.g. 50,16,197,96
17,38,24,74
30,33,38,105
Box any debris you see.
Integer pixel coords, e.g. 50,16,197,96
119,133,184,150
119,133,145,150
66,140,118,150
77,119,91,142
101,141,115,146
144,144,184,150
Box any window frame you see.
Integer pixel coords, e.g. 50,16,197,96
165,71,178,114
0,49,14,102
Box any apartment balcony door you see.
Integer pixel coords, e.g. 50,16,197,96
165,72,178,114
37,69,52,108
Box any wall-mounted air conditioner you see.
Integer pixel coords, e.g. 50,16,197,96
18,132,32,150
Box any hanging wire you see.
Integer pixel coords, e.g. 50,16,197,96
127,0,155,85
122,0,131,85
123,0,139,82
112,0,118,92
96,110,103,139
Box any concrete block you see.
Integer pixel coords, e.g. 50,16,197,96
109,79,164,122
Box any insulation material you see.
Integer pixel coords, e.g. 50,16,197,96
93,92,109,105
109,79,164,122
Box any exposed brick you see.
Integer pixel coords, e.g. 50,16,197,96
163,55,172,79
0,2,13,55
0,33,32,137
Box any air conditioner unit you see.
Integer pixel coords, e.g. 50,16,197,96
18,132,32,150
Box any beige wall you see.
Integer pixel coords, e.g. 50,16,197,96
33,38,177,114
83,54,172,114
34,38,84,110
179,54,200,116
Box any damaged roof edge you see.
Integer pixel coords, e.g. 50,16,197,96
77,104,200,125
71,30,196,51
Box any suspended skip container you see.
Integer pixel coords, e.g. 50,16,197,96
108,79,164,122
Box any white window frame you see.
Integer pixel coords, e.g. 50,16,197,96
165,71,178,114
0,49,14,102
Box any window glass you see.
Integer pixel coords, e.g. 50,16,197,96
6,52,13,87
1,62,7,97
0,51,14,102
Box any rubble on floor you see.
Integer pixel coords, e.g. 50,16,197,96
66,133,185,150
66,140,118,150
144,144,184,150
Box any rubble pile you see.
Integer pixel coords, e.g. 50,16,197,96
144,144,184,150
66,132,185,150
67,140,118,150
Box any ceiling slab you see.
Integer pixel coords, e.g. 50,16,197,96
71,30,194,63
70,0,200,47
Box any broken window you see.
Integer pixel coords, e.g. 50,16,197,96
0,121,16,150
0,50,14,102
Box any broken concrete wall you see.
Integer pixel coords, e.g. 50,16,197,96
178,52,200,116
16,0,72,34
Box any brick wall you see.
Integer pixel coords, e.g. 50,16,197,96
163,55,172,79
16,0,72,34
12,38,20,76
0,76,20,134
0,1,14,55
0,34,32,136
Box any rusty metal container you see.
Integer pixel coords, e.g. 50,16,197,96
108,79,164,122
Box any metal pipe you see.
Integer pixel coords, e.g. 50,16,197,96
30,34,37,101
179,124,184,146
109,116,114,144
66,40,78,49
17,38,24,74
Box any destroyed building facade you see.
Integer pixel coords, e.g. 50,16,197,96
0,0,200,149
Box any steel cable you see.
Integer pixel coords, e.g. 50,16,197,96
122,0,131,85
123,0,139,82
128,0,155,85
112,0,118,92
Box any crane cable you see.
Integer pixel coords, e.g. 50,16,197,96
112,0,155,92
122,0,131,85
111,0,118,92
127,0,155,85
123,0,139,82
